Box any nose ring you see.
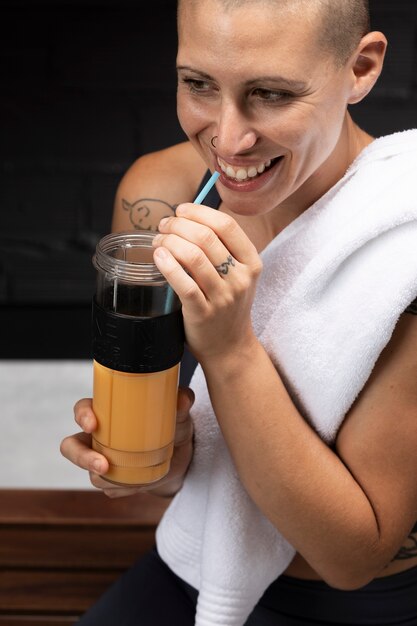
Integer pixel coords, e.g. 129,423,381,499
210,136,218,149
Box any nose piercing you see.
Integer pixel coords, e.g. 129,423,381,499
210,136,218,148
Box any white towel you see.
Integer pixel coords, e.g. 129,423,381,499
157,130,417,626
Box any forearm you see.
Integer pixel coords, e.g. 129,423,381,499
201,337,382,589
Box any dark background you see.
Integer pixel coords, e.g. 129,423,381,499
1,0,416,359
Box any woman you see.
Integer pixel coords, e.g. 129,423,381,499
61,0,417,624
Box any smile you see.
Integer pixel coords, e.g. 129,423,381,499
217,156,279,181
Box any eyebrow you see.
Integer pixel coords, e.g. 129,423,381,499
176,65,308,91
176,66,213,80
246,76,308,91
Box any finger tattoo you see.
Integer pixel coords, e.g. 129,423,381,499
215,255,236,276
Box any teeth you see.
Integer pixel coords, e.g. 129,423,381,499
217,157,275,181
236,169,248,180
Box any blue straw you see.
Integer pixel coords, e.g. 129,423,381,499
193,171,220,205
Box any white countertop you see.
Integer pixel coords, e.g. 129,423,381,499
0,360,94,489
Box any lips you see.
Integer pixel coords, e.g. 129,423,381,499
215,155,283,193
217,156,277,181
217,156,280,182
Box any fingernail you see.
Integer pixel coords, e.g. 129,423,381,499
152,233,162,244
159,217,169,228
93,459,103,473
154,246,168,260
175,204,186,216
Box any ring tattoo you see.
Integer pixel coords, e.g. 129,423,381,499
215,255,236,276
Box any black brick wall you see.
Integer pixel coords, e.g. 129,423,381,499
1,0,416,358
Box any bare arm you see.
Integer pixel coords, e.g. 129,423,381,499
202,314,417,589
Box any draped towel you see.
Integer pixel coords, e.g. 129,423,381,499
157,129,417,626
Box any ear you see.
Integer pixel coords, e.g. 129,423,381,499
347,31,387,105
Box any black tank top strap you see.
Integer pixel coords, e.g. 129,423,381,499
405,297,417,315
195,170,222,209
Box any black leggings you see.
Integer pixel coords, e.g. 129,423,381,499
78,548,417,625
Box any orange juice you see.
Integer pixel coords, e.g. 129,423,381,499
92,359,179,485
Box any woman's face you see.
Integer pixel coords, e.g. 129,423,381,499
177,0,357,216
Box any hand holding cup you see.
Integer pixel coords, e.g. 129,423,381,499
60,386,195,499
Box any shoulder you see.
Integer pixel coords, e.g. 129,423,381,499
118,141,206,197
112,142,207,232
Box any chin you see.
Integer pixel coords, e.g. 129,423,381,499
224,195,280,218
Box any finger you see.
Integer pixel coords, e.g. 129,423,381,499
60,431,109,475
174,203,260,266
157,218,239,282
154,232,227,292
177,386,195,422
174,388,194,446
158,216,232,269
74,398,97,433
153,246,208,313
174,416,194,447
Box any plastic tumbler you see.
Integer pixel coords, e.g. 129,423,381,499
91,231,184,486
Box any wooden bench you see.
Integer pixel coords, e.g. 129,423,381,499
0,489,169,625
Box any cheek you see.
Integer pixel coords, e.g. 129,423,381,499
280,101,344,155
177,94,210,138
267,107,319,152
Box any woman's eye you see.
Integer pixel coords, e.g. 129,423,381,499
181,78,212,94
252,88,291,102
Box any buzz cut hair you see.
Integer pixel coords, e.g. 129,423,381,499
315,0,370,66
177,0,370,67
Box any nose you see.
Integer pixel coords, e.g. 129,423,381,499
214,100,258,156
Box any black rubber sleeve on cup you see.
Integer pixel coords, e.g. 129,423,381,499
92,299,185,373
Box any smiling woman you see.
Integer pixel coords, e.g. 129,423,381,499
60,1,417,625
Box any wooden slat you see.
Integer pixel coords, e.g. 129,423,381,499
0,526,155,569
0,489,169,526
0,489,169,621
